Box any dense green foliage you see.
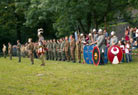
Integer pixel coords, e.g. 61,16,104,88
0,57,138,95
0,0,138,47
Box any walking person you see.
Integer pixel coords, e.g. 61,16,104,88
28,38,35,65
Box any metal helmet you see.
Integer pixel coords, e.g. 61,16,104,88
111,31,115,36
98,29,103,34
93,29,96,32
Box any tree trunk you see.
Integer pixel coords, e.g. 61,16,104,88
104,16,107,30
93,13,99,31
17,26,21,41
87,12,92,33
77,19,86,33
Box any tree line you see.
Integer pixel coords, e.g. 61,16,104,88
0,0,138,49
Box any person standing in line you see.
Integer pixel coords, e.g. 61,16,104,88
110,31,118,46
76,34,81,63
17,40,21,63
70,35,76,63
53,39,57,61
56,39,61,61
96,29,106,65
64,36,70,62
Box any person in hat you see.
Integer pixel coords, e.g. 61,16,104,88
80,33,86,64
38,28,44,41
28,38,35,65
96,29,106,65
88,33,93,45
110,31,118,46
93,29,98,42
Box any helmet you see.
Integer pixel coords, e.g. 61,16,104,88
93,29,96,32
80,33,84,36
136,29,138,33
28,38,32,43
98,29,103,34
111,31,115,36
89,33,92,36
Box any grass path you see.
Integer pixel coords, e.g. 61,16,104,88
0,57,138,95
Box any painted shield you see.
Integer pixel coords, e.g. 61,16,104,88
88,44,96,64
92,46,100,66
104,47,108,64
83,45,90,64
108,45,123,64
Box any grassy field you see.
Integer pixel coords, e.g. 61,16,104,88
0,57,138,95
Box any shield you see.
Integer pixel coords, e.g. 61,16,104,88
83,45,90,64
108,45,123,64
92,46,100,66
88,44,96,64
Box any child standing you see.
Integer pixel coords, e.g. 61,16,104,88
125,41,130,63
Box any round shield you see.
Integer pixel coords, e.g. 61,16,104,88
88,44,96,64
108,45,123,64
104,47,108,64
92,46,100,66
83,45,90,64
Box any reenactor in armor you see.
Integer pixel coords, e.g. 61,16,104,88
96,29,106,65
37,41,45,66
93,29,98,42
88,33,93,45
110,31,118,46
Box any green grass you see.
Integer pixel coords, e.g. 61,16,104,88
0,57,138,95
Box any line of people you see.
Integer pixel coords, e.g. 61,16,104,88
1,27,138,65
